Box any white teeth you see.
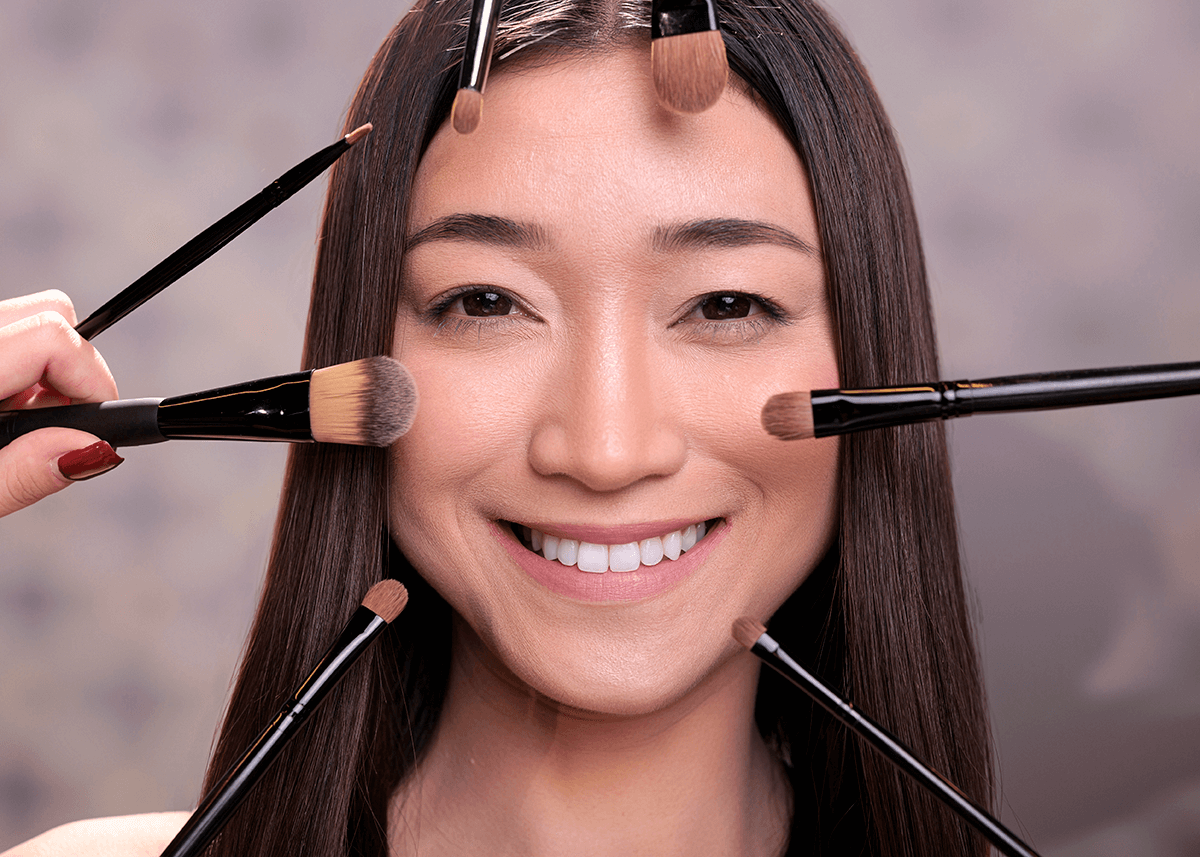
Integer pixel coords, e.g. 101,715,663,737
519,521,715,572
576,542,608,573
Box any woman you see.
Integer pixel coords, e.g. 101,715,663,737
7,0,992,853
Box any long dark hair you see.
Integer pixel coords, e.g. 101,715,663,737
200,2,993,855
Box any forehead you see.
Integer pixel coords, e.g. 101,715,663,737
409,48,816,244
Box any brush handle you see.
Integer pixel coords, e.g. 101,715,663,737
811,360,1200,437
651,0,719,38
750,632,1041,857
0,399,165,449
157,369,314,441
457,0,503,92
159,606,387,857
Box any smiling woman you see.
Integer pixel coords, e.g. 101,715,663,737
5,0,990,855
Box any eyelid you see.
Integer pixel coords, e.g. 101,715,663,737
424,284,534,322
674,291,789,325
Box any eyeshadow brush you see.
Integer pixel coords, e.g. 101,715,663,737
733,618,1041,857
159,580,409,857
74,124,372,340
451,0,503,133
761,360,1200,440
650,0,728,113
0,356,416,450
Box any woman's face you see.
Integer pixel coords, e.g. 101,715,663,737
390,49,840,716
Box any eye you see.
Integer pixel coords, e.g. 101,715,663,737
697,293,758,320
459,290,515,317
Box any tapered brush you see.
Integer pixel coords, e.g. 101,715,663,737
761,360,1200,440
159,580,409,857
733,618,1041,857
451,0,503,133
0,356,416,449
650,0,728,113
74,124,372,340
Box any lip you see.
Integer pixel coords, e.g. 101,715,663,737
492,518,729,603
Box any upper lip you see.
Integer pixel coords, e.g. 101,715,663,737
509,518,717,544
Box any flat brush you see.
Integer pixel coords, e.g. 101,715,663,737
0,356,416,450
159,580,409,857
650,0,728,113
74,124,373,340
451,0,503,133
762,360,1200,440
733,618,1041,857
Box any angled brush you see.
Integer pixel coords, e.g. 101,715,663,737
762,360,1200,440
0,356,416,449
451,0,504,133
74,124,372,340
650,0,728,113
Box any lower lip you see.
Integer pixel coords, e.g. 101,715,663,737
492,520,729,603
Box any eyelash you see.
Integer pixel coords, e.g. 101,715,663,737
422,286,789,342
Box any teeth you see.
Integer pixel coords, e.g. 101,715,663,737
516,521,715,573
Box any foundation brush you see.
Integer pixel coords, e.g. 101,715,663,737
761,359,1200,440
451,0,503,133
159,580,409,857
733,618,1042,857
0,356,416,449
74,124,372,340
650,0,728,113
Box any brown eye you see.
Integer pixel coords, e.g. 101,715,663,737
699,293,755,320
461,290,514,316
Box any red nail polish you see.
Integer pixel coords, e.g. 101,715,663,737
57,441,124,481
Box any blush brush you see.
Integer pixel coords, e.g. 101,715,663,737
761,360,1200,440
733,618,1041,857
650,0,728,113
0,356,416,449
159,580,409,857
74,124,372,340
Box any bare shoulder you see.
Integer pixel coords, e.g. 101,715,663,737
2,812,191,857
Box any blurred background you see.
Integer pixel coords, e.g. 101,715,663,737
1,0,1198,853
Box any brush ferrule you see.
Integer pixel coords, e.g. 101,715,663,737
458,0,504,92
810,386,948,436
651,0,718,38
156,370,315,441
0,398,166,449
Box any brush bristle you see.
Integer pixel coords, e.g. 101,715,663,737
344,123,373,146
733,617,766,650
309,357,417,447
761,391,814,441
651,29,728,114
451,89,484,134
362,579,409,623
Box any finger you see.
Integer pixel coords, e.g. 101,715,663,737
0,289,79,328
0,428,124,518
0,310,118,405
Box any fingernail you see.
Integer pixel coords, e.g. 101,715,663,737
57,441,124,481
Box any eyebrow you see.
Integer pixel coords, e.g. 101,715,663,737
405,214,549,251
652,218,818,257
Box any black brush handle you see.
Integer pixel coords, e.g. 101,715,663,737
751,632,1041,857
458,0,504,92
811,360,1200,437
0,399,165,449
157,370,313,441
159,606,387,857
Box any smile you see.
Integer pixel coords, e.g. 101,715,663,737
507,519,722,573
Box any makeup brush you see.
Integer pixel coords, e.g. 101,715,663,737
733,618,1041,857
159,580,409,857
451,0,503,133
73,124,373,340
650,0,728,114
761,360,1200,440
0,356,416,449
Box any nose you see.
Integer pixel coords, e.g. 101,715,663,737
527,327,687,493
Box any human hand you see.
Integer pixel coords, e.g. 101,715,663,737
0,290,122,517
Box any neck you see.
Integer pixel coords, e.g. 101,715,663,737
389,616,791,857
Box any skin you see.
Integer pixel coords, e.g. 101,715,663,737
387,49,841,856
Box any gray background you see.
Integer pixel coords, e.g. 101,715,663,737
1,1,1198,854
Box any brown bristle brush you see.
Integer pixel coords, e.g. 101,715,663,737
650,0,728,114
451,0,503,133
159,580,409,857
761,360,1200,441
733,618,1042,857
0,356,417,449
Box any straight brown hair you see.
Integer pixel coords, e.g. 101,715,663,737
200,2,993,854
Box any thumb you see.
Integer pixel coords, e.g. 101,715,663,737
0,429,124,517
